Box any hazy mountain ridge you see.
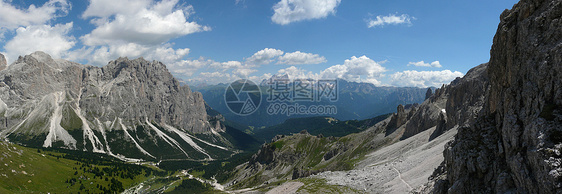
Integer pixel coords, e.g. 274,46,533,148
194,78,429,127
0,52,243,161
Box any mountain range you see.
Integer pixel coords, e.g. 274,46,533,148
0,51,255,161
193,78,430,128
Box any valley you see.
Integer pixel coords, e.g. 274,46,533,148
0,0,560,193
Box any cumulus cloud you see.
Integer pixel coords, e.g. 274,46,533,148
186,70,260,85
74,42,191,66
277,51,327,65
408,60,442,68
82,0,209,46
272,0,341,25
390,70,463,88
245,48,284,66
233,68,257,77
218,61,244,69
82,0,151,18
4,23,76,63
169,57,219,77
186,48,328,84
277,66,319,80
74,0,210,66
0,0,70,30
188,71,238,85
321,55,387,85
367,13,414,28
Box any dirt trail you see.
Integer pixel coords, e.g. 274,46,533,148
393,167,412,191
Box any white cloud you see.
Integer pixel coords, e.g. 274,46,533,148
320,64,347,79
245,48,284,66
390,70,464,88
277,51,326,65
218,61,244,69
367,13,413,28
82,0,209,46
75,0,210,66
249,73,272,84
78,43,191,66
320,55,387,85
233,68,257,77
4,23,75,63
0,0,70,30
186,71,244,85
82,0,151,18
169,57,219,77
343,56,386,78
277,66,319,80
272,0,341,25
408,60,442,68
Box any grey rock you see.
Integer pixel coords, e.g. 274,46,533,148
0,52,233,161
0,53,6,71
429,0,562,193
425,88,433,100
387,104,408,132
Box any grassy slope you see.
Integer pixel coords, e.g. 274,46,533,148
0,140,164,193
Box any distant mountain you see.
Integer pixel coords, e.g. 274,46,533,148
193,78,430,127
0,52,254,161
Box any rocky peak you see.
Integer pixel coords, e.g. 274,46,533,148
429,0,562,193
425,88,433,100
386,104,409,132
103,57,171,80
0,52,221,160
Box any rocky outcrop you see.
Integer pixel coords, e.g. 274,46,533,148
430,0,562,193
425,88,433,100
0,52,234,161
401,62,489,141
388,104,407,129
0,53,6,71
444,63,489,130
402,89,448,139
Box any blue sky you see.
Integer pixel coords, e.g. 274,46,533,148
0,0,518,87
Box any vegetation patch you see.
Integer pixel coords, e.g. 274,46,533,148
0,141,166,193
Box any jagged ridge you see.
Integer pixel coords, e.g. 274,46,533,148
428,0,562,193
0,51,236,161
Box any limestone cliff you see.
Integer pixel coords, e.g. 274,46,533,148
429,0,562,193
0,52,233,161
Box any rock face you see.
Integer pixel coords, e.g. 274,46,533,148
388,104,407,129
0,52,233,161
430,0,562,193
0,53,6,71
425,88,433,100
